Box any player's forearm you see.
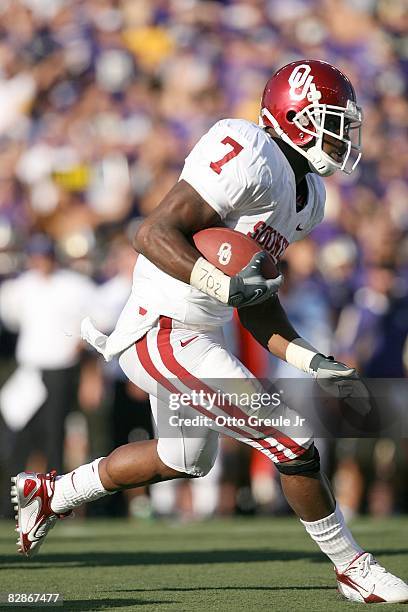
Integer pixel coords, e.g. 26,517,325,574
267,311,299,361
238,297,322,370
135,221,233,303
133,181,282,307
136,223,252,305
238,296,299,359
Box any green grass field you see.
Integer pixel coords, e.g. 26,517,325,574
0,517,406,611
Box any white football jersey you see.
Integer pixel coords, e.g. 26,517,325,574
95,119,325,359
132,119,325,326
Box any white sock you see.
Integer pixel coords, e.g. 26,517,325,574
300,505,364,572
51,458,114,514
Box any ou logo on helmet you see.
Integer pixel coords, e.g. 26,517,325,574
288,64,319,101
217,242,232,265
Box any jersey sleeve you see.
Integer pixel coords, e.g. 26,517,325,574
179,120,271,220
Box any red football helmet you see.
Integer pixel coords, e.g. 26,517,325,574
259,60,362,176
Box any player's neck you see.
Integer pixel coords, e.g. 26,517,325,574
273,138,310,184
265,129,310,184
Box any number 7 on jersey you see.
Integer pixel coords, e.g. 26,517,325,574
210,136,243,175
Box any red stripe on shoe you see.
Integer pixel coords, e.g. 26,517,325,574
135,332,278,460
365,594,386,603
156,317,298,462
337,573,386,603
23,479,36,497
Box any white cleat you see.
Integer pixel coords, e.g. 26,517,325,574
336,552,408,603
11,471,71,557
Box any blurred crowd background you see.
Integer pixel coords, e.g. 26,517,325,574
0,0,407,521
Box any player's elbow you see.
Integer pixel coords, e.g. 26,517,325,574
133,221,152,256
134,219,175,260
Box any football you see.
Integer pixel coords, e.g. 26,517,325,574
193,227,279,278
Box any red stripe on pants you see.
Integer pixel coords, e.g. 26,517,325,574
135,332,280,461
156,318,297,462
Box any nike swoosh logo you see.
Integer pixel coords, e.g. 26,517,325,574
34,515,57,540
338,574,375,599
296,224,304,231
180,336,198,348
26,498,42,541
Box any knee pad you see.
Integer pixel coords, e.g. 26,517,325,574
275,445,320,476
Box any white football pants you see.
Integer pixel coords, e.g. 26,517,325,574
119,316,313,476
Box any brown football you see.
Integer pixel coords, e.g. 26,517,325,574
193,227,279,278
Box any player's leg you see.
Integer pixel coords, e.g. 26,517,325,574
279,448,335,519
11,318,408,600
98,389,219,490
11,439,184,554
69,319,310,493
144,318,407,604
11,327,219,556
50,383,192,511
13,315,261,557
98,440,183,490
265,436,407,603
274,445,361,562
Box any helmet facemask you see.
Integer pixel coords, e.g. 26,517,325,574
295,98,363,176
260,99,363,177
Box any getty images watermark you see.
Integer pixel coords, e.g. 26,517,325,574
154,378,408,439
167,389,306,429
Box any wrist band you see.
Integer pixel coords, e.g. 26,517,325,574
190,257,230,304
285,338,320,374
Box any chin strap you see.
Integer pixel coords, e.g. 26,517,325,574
307,144,339,177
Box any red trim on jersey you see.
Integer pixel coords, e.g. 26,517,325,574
156,317,307,461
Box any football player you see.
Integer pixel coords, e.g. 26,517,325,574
12,60,408,603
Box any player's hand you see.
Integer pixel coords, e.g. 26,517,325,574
310,354,372,416
228,252,283,307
